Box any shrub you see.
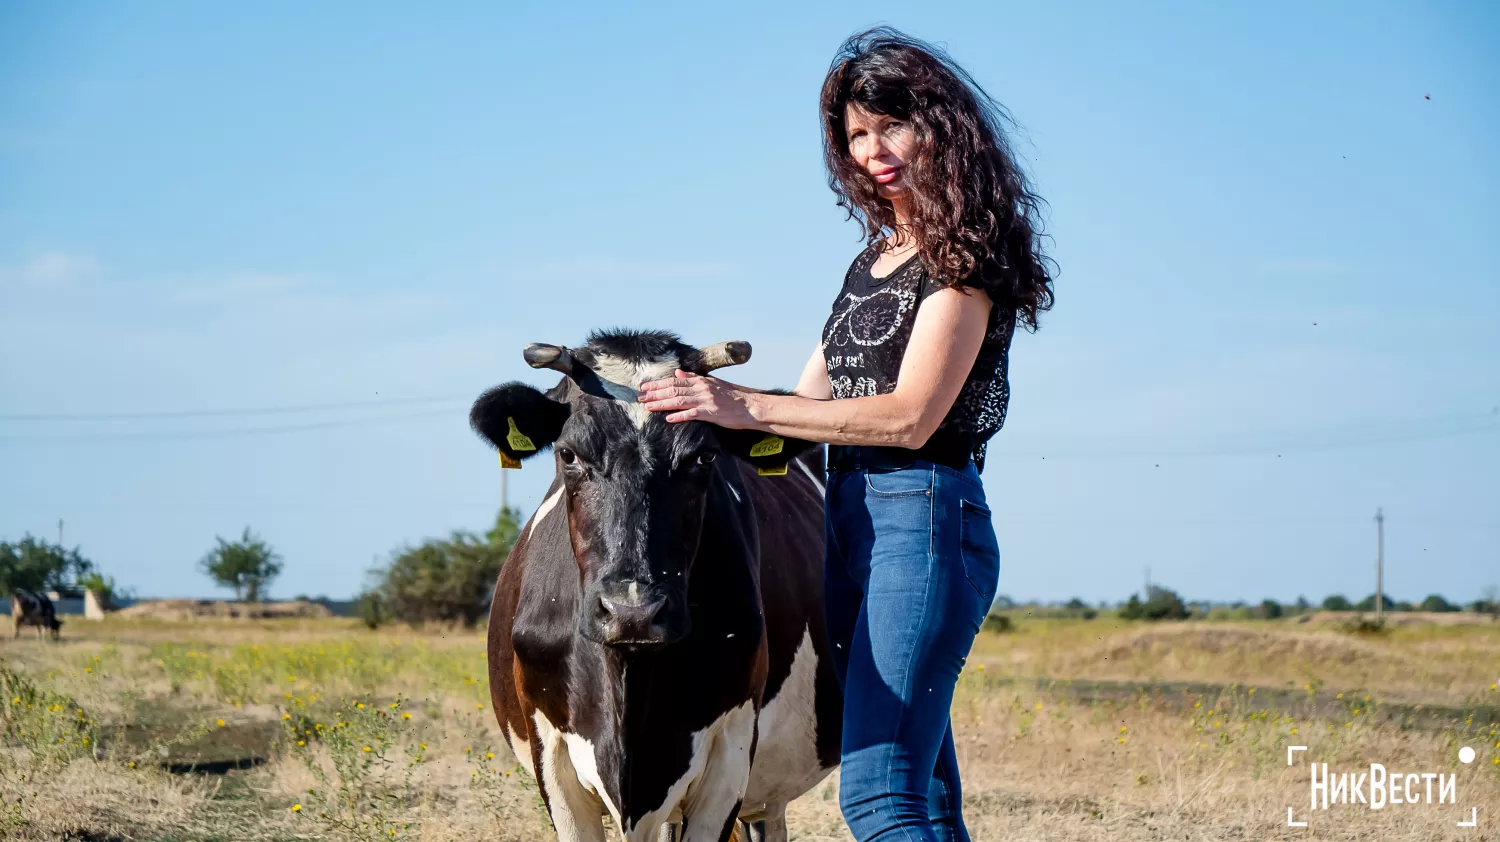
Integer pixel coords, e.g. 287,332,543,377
1260,599,1284,619
1321,594,1353,611
1418,594,1458,613
1143,586,1188,620
368,506,524,628
981,614,1013,634
199,527,283,602
355,591,391,630
0,535,95,596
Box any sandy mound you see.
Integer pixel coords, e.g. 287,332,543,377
115,599,333,621
1099,623,1394,667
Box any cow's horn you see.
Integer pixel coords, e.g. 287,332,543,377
684,340,752,374
523,343,599,377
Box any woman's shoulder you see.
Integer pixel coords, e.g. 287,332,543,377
838,241,881,288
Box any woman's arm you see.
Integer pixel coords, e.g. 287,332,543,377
792,342,834,400
639,287,991,448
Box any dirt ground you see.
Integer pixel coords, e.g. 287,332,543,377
0,614,1495,841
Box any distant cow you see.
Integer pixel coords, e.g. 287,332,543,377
11,590,62,640
474,330,843,842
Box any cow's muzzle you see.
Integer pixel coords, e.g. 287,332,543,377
587,582,685,648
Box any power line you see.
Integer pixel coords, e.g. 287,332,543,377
0,407,461,442
0,394,469,421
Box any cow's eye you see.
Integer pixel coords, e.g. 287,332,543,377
558,448,578,466
695,451,717,466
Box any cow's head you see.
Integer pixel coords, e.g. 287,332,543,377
470,330,819,649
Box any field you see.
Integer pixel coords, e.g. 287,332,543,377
0,613,1496,841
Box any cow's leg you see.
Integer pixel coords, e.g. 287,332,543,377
739,809,785,842
531,715,608,842
11,618,18,639
678,702,757,842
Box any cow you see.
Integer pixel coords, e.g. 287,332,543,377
10,590,62,641
473,330,843,842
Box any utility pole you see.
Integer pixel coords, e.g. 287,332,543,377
58,518,64,548
500,467,509,513
1375,507,1384,623
1144,566,1151,599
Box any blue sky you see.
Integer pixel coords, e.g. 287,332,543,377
2,2,1496,604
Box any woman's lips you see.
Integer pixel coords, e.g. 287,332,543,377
871,167,902,184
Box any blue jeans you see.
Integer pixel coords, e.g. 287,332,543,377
824,456,1001,842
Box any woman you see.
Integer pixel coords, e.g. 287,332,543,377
640,27,1054,842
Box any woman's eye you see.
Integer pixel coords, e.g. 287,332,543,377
695,452,717,466
558,448,577,465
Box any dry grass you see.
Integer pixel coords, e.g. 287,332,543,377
0,615,1495,841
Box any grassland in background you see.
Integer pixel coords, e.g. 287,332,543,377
0,613,1495,841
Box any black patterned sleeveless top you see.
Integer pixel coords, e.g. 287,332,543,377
820,242,1016,473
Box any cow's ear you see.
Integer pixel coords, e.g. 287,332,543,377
713,426,822,474
470,382,571,462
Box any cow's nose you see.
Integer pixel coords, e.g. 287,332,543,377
594,583,670,646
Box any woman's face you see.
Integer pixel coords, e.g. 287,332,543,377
844,102,916,202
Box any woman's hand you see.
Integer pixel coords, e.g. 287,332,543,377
638,370,760,428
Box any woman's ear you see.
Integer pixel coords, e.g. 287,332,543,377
470,382,572,462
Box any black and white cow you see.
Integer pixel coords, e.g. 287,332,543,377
10,590,62,640
474,330,843,842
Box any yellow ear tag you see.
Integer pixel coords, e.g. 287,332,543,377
748,434,785,458
506,417,536,452
757,463,788,476
499,451,521,470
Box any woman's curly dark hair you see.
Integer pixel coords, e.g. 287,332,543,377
821,27,1055,330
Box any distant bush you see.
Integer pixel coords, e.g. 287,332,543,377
981,614,1014,634
354,590,391,630
1418,594,1459,613
1121,586,1188,621
0,535,96,596
199,527,282,602
1355,593,1403,612
367,507,523,628
1260,599,1284,619
1321,594,1353,611
1340,616,1388,636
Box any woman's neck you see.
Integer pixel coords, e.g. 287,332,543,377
886,197,916,252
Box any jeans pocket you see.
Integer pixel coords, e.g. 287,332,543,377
864,467,934,497
958,499,1000,606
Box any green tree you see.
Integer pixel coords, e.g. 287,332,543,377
486,505,525,551
198,527,283,601
1418,594,1458,613
1141,585,1189,620
369,507,524,628
1355,593,1398,612
1260,599,1284,619
377,532,502,626
0,535,95,595
1321,594,1353,611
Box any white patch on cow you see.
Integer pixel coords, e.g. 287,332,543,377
624,699,757,842
743,627,832,816
793,457,825,496
725,480,742,503
505,724,536,779
527,487,566,543
627,581,640,602
532,710,608,842
564,732,623,829
590,354,679,429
